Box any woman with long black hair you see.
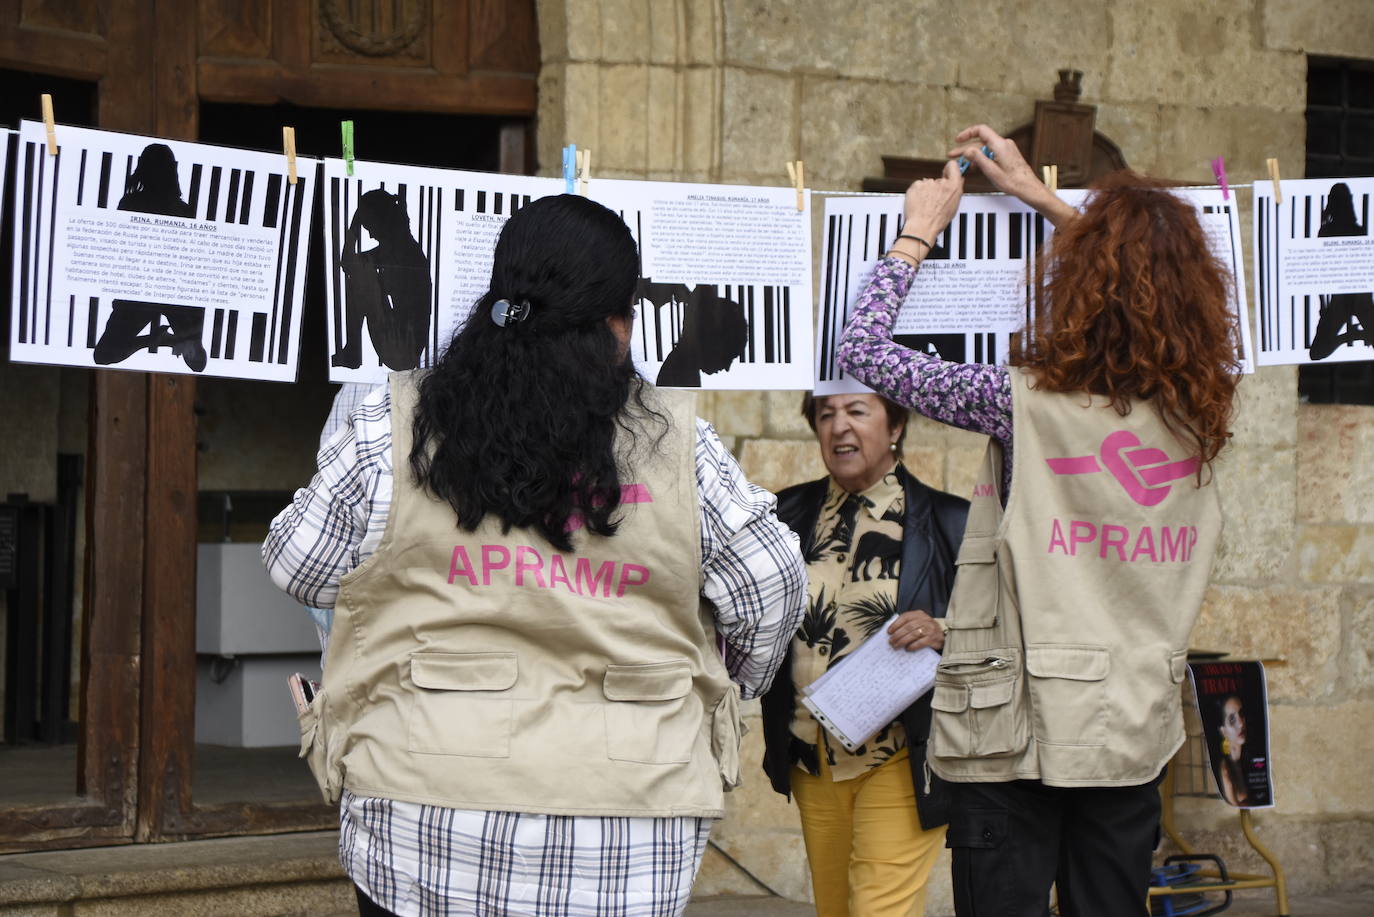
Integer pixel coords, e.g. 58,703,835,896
265,193,806,917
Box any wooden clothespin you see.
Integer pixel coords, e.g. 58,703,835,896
341,120,355,177
1265,158,1283,204
1211,156,1229,201
283,126,298,185
1042,164,1058,192
563,144,577,194
785,160,805,212
575,148,591,196
40,93,58,155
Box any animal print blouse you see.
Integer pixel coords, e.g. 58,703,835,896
789,468,907,780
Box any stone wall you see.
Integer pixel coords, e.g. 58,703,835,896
536,0,1374,908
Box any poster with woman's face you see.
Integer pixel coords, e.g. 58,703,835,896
1188,660,1275,808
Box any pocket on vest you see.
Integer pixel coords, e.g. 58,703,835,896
1025,644,1111,747
407,652,517,758
945,535,1000,630
298,688,343,804
603,661,701,765
930,649,1028,759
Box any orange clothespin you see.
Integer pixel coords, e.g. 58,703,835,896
1265,158,1283,204
575,148,591,196
1042,164,1058,192
283,126,298,185
785,160,805,212
40,94,58,155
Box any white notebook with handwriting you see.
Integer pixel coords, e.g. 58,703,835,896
801,616,939,752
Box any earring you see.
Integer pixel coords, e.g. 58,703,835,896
1221,737,1230,756
890,442,897,452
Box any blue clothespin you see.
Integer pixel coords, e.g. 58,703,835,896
957,145,994,175
563,144,577,194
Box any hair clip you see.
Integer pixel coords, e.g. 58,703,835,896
490,298,532,327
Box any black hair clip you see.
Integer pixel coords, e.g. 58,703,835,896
490,298,532,327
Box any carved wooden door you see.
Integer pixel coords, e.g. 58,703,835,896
0,0,537,850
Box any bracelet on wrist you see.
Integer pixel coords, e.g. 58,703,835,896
896,233,933,250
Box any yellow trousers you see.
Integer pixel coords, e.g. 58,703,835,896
791,746,947,917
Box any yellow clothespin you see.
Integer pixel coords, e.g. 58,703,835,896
41,94,58,155
575,148,591,196
1042,164,1058,192
1265,158,1283,204
283,126,298,185
785,160,805,212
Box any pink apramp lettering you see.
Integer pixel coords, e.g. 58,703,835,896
1047,521,1196,563
447,544,653,597
1045,431,1200,506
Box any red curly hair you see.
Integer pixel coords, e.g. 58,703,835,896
1011,170,1240,469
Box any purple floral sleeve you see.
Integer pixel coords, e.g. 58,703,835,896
837,256,1014,495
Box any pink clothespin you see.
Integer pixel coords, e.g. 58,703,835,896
1211,156,1230,201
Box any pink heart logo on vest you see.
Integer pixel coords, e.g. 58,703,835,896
565,484,654,532
1045,431,1199,507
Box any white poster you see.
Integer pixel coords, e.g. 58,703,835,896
322,158,560,384
8,121,317,381
817,186,1255,395
0,130,11,226
1253,177,1374,366
591,178,815,390
816,193,1044,396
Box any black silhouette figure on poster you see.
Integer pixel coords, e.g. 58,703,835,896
636,279,749,388
93,143,208,372
1309,182,1374,361
333,189,433,371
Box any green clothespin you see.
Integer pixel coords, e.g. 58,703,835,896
342,120,355,176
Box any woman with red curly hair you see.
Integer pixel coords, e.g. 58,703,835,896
837,124,1239,917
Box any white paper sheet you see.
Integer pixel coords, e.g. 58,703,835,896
321,158,561,383
816,186,1255,394
801,617,939,752
1252,177,1374,366
815,193,1044,395
590,178,815,390
8,121,317,381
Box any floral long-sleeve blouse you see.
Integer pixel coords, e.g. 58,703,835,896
837,256,1015,499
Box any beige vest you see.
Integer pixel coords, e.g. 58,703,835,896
297,373,742,818
928,369,1221,787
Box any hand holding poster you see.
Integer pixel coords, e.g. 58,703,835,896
9,121,316,381
1188,660,1275,809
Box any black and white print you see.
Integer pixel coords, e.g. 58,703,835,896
815,193,1043,396
8,121,316,381
322,158,560,384
1254,177,1374,366
590,178,814,390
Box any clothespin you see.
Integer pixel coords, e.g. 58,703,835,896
957,145,994,176
341,120,355,176
575,148,591,196
1042,164,1058,192
283,126,298,185
1265,157,1283,204
1211,156,1229,201
40,93,57,155
563,144,577,194
785,160,805,212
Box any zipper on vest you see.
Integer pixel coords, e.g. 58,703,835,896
938,655,1011,674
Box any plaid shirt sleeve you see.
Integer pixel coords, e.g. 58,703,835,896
694,419,807,701
262,385,394,610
